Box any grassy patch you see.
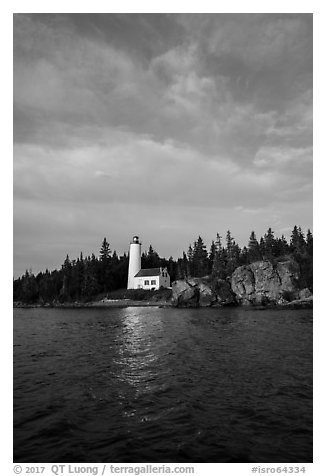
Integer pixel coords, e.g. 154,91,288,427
105,287,172,302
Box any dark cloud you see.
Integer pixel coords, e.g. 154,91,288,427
13,13,313,277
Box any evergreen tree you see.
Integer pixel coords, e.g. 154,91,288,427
306,229,313,257
60,255,72,301
259,237,265,257
280,235,290,255
21,270,39,303
182,252,190,278
233,243,241,267
37,270,50,303
304,229,313,290
248,231,261,263
187,244,194,276
225,230,239,276
145,245,160,268
226,230,234,259
272,235,289,257
297,227,306,253
208,240,216,274
111,250,119,265
82,253,100,299
264,228,275,260
215,233,223,255
289,226,306,257
73,254,85,300
82,272,100,300
99,237,111,261
98,238,112,292
211,233,226,278
193,236,209,277
168,256,177,282
240,246,249,265
176,260,184,280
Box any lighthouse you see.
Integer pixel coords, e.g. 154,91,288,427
127,236,141,289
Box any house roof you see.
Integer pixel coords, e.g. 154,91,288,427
134,268,163,277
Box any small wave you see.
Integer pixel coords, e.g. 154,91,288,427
14,306,313,463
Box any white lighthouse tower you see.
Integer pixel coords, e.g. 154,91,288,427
127,236,141,289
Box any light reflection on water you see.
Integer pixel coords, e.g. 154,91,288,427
116,308,161,392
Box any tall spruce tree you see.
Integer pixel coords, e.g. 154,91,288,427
145,245,160,268
193,236,208,277
208,240,216,273
99,238,111,292
248,231,261,263
212,233,226,279
187,244,194,276
306,229,313,257
99,237,111,261
21,270,39,303
225,230,239,276
264,228,275,260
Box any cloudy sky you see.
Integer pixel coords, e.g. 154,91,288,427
13,13,313,277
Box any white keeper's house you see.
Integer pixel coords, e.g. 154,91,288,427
127,236,170,290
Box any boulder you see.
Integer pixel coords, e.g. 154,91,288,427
299,288,313,300
171,280,200,307
214,279,237,305
277,261,300,291
187,277,216,307
171,277,236,307
250,261,281,301
231,260,301,305
231,266,256,303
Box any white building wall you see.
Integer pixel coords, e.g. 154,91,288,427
134,276,160,290
127,242,141,289
133,269,170,290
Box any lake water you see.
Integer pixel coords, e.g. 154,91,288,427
13,306,312,463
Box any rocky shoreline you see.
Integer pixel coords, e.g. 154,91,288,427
14,259,313,311
171,259,313,309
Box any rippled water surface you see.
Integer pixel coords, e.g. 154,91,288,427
14,307,312,462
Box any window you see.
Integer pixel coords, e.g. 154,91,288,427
144,280,149,285
151,280,156,285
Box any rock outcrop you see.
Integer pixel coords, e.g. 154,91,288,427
299,288,313,300
231,260,300,305
171,279,200,307
171,277,236,308
171,260,311,308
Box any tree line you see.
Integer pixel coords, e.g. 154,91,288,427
13,226,313,304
